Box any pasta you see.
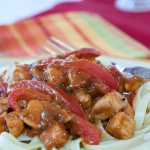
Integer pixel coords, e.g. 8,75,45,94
0,48,150,149
0,132,45,150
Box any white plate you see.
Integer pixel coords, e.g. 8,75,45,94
0,56,150,72
0,59,34,73
0,56,150,149
98,56,150,69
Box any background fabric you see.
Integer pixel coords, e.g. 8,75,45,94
0,12,150,59
0,0,150,67
34,0,150,49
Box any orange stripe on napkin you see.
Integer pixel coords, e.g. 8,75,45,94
0,26,28,56
0,11,150,59
8,25,37,56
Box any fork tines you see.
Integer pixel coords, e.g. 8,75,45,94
42,36,75,56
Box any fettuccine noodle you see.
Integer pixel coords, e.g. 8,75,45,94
0,52,150,150
0,84,149,150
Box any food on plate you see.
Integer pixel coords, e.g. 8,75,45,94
0,48,149,150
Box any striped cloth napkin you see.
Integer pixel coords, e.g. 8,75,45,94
0,11,150,59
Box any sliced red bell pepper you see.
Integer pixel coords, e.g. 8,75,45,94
8,80,85,119
8,81,102,144
51,59,119,89
67,115,102,145
35,57,56,66
8,88,53,110
33,48,100,69
31,57,57,70
62,48,101,59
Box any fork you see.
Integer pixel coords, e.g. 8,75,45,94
42,36,75,56
41,36,150,79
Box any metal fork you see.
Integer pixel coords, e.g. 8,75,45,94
42,36,76,56
41,36,150,79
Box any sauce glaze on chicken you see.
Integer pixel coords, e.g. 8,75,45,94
0,48,147,149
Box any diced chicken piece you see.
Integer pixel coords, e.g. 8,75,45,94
31,67,44,81
21,100,72,130
5,111,24,137
91,90,128,121
65,54,78,61
90,79,111,95
0,112,7,133
46,103,73,124
72,88,91,107
68,69,92,90
123,103,135,118
40,123,69,149
125,75,147,92
21,100,44,129
44,66,67,86
18,100,28,109
2,62,32,84
0,97,8,115
105,112,135,139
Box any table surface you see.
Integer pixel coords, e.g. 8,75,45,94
33,0,150,50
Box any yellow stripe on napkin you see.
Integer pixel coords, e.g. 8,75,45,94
0,11,150,59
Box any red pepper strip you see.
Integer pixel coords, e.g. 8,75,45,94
8,80,85,119
52,59,119,90
62,48,101,59
31,57,56,70
8,81,101,144
68,115,102,145
35,57,56,65
8,88,53,110
33,48,100,69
